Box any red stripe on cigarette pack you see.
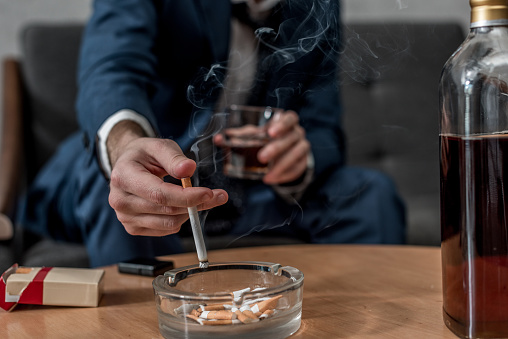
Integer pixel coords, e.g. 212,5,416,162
18,267,53,305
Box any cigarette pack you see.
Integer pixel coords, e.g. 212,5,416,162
0,264,104,311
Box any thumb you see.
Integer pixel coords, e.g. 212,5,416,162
147,139,197,179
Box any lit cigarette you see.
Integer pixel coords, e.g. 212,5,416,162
250,295,282,314
181,177,208,268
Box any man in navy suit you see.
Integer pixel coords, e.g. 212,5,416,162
19,0,406,267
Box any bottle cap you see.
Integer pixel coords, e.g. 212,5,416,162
470,0,508,27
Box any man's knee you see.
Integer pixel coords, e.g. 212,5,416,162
306,166,406,244
355,168,406,243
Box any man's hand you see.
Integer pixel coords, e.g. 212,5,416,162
259,110,310,184
107,121,228,236
214,110,311,185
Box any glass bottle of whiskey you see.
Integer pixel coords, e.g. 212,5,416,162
439,1,508,338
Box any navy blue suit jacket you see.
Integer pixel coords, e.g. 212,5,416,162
19,1,407,268
76,0,344,180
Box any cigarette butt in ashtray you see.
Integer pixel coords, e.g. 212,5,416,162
250,295,282,314
190,308,202,317
174,303,199,315
175,303,226,315
200,304,226,311
187,314,241,326
259,309,274,319
199,310,236,320
234,309,258,324
239,305,259,320
182,292,283,326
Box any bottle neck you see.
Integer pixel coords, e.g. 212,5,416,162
471,18,508,28
470,2,508,28
468,24,508,38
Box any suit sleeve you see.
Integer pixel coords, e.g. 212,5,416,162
76,0,160,149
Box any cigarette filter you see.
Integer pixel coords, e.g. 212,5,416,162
174,303,199,315
200,310,235,320
239,305,259,320
234,309,257,324
190,308,202,317
260,309,275,320
200,303,226,311
187,314,240,326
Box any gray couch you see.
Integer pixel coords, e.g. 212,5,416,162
342,23,464,246
0,22,465,273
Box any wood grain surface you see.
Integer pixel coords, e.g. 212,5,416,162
0,244,458,339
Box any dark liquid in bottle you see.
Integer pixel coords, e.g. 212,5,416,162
440,134,508,338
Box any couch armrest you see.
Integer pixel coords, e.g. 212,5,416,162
0,58,23,240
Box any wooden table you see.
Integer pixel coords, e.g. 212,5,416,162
0,244,457,338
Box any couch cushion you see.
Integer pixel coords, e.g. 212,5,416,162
21,24,83,181
21,238,89,268
0,243,15,274
341,23,465,244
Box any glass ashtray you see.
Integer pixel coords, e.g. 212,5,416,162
152,261,304,339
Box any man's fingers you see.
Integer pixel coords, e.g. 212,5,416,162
110,187,229,214
213,133,225,147
258,126,304,163
143,138,197,179
114,191,228,237
267,110,299,137
111,162,217,208
108,137,230,238
263,141,310,184
196,189,229,210
109,187,189,216
120,213,190,236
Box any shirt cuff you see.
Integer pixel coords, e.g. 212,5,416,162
96,109,156,179
272,151,315,203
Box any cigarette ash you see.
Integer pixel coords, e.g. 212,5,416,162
173,287,283,326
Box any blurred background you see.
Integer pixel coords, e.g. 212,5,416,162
0,0,469,88
0,0,470,86
0,0,470,119
0,0,471,269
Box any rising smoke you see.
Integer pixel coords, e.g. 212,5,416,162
183,0,415,241
186,0,341,110
183,0,343,240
